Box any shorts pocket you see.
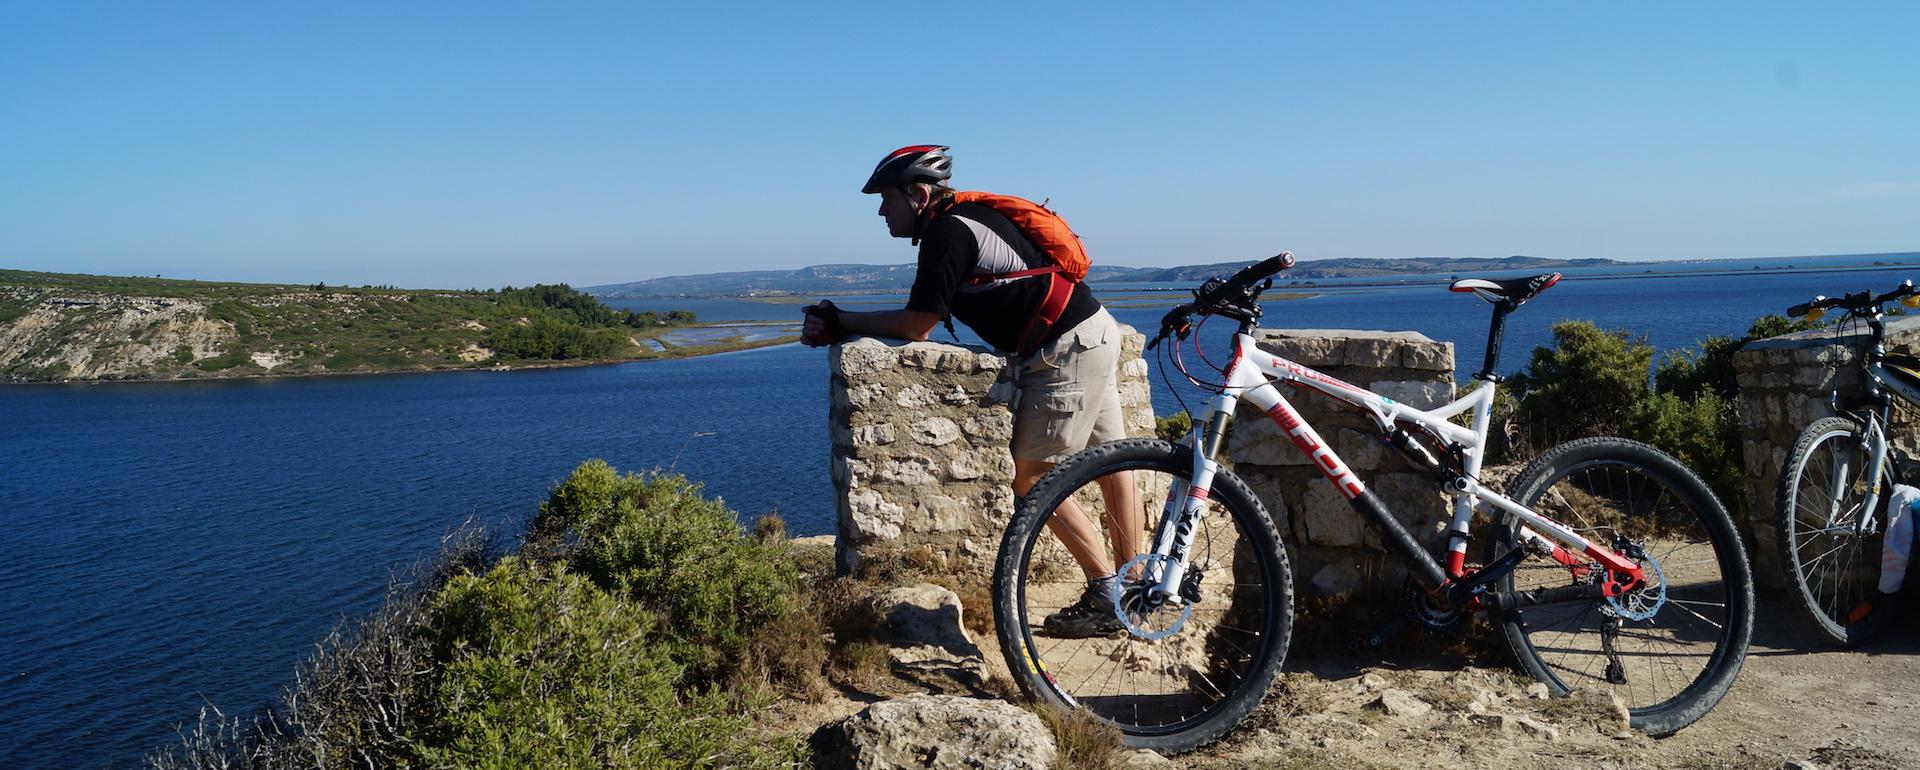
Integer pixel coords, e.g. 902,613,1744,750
1034,390,1085,446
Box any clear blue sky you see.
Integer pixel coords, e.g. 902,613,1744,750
2,2,1914,289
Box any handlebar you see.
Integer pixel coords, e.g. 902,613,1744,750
1787,279,1918,320
1199,252,1296,307
1148,252,1295,349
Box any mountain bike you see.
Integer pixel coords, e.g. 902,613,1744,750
1775,281,1920,645
991,254,1755,753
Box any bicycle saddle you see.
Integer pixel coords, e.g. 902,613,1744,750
1449,272,1561,307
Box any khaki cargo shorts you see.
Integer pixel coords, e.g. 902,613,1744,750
1010,308,1127,463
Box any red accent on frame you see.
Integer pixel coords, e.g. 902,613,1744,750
1582,542,1645,579
1187,487,1210,501
1264,401,1367,498
1446,550,1467,577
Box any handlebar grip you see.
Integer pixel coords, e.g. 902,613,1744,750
1202,252,1296,305
1787,302,1811,318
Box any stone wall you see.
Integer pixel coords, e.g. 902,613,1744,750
1731,316,1920,588
1225,329,1457,598
827,330,1155,575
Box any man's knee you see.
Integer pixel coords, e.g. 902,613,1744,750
1012,458,1054,494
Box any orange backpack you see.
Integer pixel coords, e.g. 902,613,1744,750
936,191,1090,356
950,191,1091,281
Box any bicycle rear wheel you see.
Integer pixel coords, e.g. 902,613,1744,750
1490,437,1753,737
992,439,1292,754
1776,416,1901,646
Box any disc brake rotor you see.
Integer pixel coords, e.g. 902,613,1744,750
1109,554,1196,641
1605,546,1667,621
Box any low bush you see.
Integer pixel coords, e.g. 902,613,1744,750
418,558,805,768
527,461,813,692
147,463,819,769
1507,314,1824,507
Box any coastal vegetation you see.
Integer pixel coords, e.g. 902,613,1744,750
1504,313,1822,505
0,270,793,382
148,462,821,769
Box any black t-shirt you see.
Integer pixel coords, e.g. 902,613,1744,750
904,201,1100,354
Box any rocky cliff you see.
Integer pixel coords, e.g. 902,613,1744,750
0,282,497,381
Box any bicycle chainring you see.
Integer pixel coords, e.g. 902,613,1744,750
1405,578,1467,630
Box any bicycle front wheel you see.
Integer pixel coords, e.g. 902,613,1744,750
1776,416,1901,646
992,439,1292,754
1491,437,1753,737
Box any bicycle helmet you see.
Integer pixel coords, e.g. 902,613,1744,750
862,144,952,194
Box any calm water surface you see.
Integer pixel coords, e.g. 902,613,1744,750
5,255,1919,768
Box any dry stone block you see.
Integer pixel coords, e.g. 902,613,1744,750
830,329,1154,577
1301,480,1368,547
880,456,939,486
1371,380,1452,410
853,424,897,445
834,338,903,377
847,488,904,541
911,417,961,447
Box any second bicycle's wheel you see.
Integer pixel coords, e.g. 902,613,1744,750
1776,416,1901,646
992,439,1292,754
1491,437,1753,737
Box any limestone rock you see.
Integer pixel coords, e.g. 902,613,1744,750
912,417,962,447
811,695,1056,770
1371,689,1433,718
1471,712,1559,741
878,584,992,693
1309,561,1363,596
1302,480,1368,547
835,338,903,377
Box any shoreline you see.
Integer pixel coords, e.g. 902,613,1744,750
605,258,1920,301
1,333,803,387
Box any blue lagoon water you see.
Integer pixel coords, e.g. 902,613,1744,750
5,254,1919,767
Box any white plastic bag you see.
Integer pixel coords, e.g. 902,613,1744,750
1880,483,1918,593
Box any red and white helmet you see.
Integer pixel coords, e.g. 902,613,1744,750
862,145,952,194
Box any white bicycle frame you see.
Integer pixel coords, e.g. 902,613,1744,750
1146,330,1646,604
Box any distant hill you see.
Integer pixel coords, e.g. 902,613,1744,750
0,271,740,382
585,256,1619,298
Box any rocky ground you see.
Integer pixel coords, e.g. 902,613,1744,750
798,578,1920,770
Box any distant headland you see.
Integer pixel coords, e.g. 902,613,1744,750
0,270,795,383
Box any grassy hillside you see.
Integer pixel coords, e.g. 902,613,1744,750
0,270,780,382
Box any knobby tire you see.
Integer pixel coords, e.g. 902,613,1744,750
1775,416,1902,646
992,439,1293,754
1492,437,1753,737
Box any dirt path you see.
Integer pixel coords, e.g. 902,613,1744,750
1188,595,1920,770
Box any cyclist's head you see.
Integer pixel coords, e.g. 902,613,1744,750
862,144,951,195
866,145,954,239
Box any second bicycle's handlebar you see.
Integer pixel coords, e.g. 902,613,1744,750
1787,280,1919,320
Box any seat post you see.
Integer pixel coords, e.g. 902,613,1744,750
1475,301,1516,382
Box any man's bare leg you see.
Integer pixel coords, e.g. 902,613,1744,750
1096,469,1142,571
1015,460,1144,581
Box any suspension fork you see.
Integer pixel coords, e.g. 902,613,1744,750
1851,412,1891,535
1143,394,1237,603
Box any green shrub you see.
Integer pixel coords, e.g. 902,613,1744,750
486,317,621,360
528,461,808,689
1508,321,1653,440
196,348,252,372
1155,412,1193,443
417,558,805,768
1508,314,1821,507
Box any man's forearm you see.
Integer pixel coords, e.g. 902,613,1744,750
839,308,940,341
